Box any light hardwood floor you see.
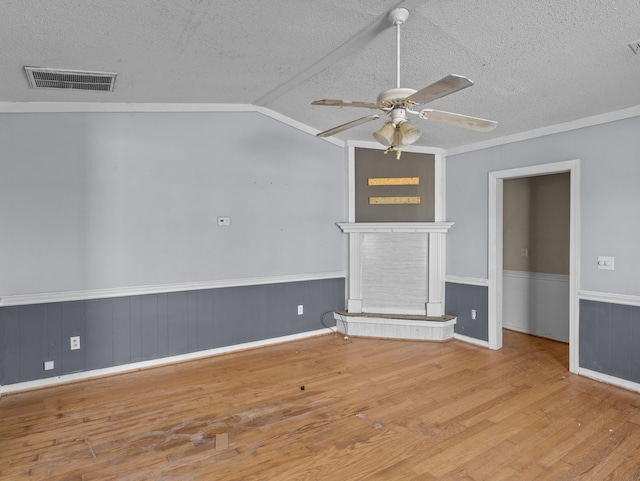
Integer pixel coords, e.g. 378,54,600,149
2,330,640,480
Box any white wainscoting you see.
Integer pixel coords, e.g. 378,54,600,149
502,270,569,342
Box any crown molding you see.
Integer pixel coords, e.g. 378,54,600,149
446,104,640,156
0,102,344,147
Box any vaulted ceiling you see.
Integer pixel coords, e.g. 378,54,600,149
2,0,640,150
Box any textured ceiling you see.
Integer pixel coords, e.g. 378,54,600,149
2,0,640,150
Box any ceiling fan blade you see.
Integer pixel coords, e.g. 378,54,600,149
419,109,497,132
316,114,381,137
405,74,474,106
312,99,385,109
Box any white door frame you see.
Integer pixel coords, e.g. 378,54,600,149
488,159,580,373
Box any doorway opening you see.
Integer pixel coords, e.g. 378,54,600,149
502,173,570,344
488,160,580,373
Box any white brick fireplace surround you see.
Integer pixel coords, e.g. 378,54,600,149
335,222,456,341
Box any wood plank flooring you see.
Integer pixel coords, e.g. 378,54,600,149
1,330,640,480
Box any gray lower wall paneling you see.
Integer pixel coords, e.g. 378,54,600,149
579,300,640,383
445,282,489,342
0,278,345,386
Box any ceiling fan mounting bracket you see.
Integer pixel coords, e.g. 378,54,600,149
388,8,409,26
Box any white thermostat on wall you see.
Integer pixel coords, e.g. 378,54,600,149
217,216,231,226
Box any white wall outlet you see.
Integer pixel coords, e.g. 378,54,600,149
471,309,477,320
597,256,614,270
297,305,304,315
70,336,81,350
521,247,528,257
217,216,231,226
44,360,55,371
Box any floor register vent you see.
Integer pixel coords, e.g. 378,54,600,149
24,67,117,92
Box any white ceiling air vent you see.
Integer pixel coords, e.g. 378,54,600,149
24,67,117,92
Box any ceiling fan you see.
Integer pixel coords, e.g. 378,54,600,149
312,8,497,158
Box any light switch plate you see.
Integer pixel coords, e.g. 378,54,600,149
597,256,614,270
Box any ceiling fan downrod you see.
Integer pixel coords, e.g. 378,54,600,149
388,8,409,89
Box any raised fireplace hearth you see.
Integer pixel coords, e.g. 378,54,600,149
334,311,456,341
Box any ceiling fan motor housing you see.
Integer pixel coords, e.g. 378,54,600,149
376,88,417,107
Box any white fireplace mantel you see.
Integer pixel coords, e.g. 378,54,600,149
337,221,454,317
337,222,454,234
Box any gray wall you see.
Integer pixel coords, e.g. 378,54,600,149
0,278,345,385
447,116,640,296
0,110,347,387
0,111,345,296
580,300,640,383
446,115,640,381
445,283,488,342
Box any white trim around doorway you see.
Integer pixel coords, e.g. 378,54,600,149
488,159,581,373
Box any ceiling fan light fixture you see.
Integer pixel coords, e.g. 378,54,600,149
397,121,421,145
373,121,396,146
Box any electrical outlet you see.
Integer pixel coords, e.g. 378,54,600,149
44,360,55,371
70,336,81,350
471,309,477,320
629,40,640,54
297,305,304,315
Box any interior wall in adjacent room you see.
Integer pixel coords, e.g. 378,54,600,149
503,173,570,275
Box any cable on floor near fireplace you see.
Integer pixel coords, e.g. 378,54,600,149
320,310,335,333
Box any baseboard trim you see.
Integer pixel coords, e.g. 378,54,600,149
445,275,489,287
453,333,489,348
0,272,346,307
501,323,569,343
578,367,640,394
578,290,640,307
0,327,336,395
